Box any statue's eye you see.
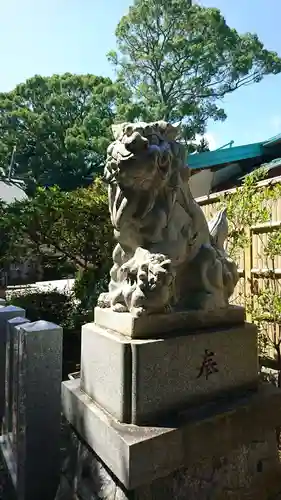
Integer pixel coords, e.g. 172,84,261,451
125,126,133,137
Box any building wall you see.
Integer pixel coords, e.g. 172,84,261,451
189,163,243,198
189,169,214,198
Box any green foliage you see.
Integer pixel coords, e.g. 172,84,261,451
220,167,280,258
73,267,108,310
0,178,113,288
0,74,124,190
8,289,76,332
187,136,210,154
1,179,113,375
110,0,281,145
8,288,92,377
39,254,76,282
196,137,210,153
221,169,281,386
0,176,112,378
264,231,281,263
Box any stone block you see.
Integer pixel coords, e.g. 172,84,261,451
3,317,30,455
0,320,63,500
81,323,132,423
94,305,245,339
0,306,25,425
59,428,281,499
62,379,281,491
81,321,258,424
134,431,281,500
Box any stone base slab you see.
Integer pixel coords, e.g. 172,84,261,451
56,427,281,500
94,305,245,338
62,379,281,491
80,321,258,424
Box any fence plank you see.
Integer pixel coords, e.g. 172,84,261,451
244,229,253,322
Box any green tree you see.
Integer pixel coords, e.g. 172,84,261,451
0,178,113,305
0,73,122,191
109,0,281,143
196,137,210,153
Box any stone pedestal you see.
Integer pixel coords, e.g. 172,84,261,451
59,118,281,497
60,310,281,499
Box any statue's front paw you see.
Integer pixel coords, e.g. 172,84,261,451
112,303,128,313
97,292,110,308
132,306,145,317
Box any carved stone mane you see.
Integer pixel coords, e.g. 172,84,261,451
98,121,239,317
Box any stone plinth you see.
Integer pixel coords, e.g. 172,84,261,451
80,321,258,425
0,306,25,425
94,305,245,339
0,320,63,500
60,380,281,498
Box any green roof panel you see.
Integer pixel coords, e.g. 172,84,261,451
263,133,281,147
187,142,263,170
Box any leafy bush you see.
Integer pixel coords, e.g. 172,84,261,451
9,289,76,331
8,288,92,378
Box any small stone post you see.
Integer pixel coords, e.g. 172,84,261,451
0,305,25,425
4,317,31,452
17,320,62,500
1,319,63,500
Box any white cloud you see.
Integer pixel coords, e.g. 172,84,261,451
194,132,218,151
204,133,217,151
270,115,281,133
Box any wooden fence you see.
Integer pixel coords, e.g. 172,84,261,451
196,175,281,364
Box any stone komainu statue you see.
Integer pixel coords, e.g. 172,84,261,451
98,121,239,317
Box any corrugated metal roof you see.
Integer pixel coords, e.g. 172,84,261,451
238,157,281,181
187,131,281,171
263,133,281,147
187,142,263,170
264,157,281,169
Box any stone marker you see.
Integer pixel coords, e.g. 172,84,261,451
60,120,281,498
3,317,30,447
0,306,25,426
0,320,63,500
1,317,30,486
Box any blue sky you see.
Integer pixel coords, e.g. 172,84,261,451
1,0,281,149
